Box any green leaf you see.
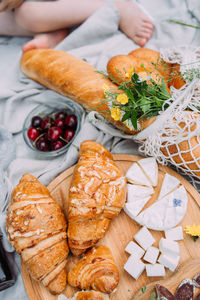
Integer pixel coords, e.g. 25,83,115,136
150,292,156,300
131,110,138,130
126,88,135,102
141,286,147,293
121,111,131,122
167,19,200,29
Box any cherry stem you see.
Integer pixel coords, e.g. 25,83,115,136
33,133,45,146
60,136,69,144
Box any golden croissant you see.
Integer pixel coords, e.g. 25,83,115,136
67,140,126,256
69,290,110,300
6,174,69,294
68,246,119,294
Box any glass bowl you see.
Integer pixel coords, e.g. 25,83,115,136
23,98,83,158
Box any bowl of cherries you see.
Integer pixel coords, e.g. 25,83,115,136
23,100,83,157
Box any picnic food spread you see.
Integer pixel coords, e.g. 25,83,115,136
4,46,200,299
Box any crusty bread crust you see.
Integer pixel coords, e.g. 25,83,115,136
20,49,156,135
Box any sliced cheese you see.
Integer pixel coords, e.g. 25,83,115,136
125,241,145,258
164,226,183,241
158,252,180,272
135,185,188,230
138,157,158,187
143,246,159,264
158,173,180,200
159,238,179,255
134,226,155,250
124,196,151,218
126,162,152,187
127,184,154,201
146,263,165,277
124,256,145,280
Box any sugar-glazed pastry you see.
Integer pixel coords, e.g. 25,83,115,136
67,140,126,256
6,174,69,294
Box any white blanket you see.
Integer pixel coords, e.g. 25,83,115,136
0,0,200,298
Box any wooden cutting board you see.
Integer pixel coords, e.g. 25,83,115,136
21,154,200,300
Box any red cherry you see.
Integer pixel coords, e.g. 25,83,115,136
64,129,75,142
31,116,42,128
55,118,64,128
27,127,40,141
55,111,66,120
47,126,62,141
35,137,49,151
51,140,64,151
41,117,54,130
64,115,77,128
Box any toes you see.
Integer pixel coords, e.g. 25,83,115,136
143,22,154,30
133,35,147,47
22,41,37,53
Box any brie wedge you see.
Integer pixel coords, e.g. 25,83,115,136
127,184,154,201
158,173,180,200
138,157,158,187
124,196,151,218
126,162,152,187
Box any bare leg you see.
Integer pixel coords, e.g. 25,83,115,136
115,1,154,47
0,11,33,36
14,0,104,33
22,29,68,52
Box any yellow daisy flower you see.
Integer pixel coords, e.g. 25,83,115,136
125,66,134,79
103,84,109,97
111,106,121,121
184,224,200,237
116,93,129,105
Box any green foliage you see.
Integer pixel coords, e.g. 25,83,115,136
108,71,170,130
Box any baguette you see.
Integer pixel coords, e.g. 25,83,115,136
20,49,155,135
6,174,69,294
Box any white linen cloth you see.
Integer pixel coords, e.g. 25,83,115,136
0,0,200,298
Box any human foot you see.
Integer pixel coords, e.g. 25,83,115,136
115,1,154,47
22,28,68,52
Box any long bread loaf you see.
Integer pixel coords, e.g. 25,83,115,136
20,49,155,134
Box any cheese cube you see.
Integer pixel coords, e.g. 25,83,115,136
158,253,180,272
134,226,155,250
125,241,145,258
146,263,166,277
165,226,183,241
143,246,159,264
159,238,179,255
124,256,145,280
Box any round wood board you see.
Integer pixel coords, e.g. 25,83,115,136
21,154,200,300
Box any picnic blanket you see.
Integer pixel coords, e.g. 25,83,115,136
0,0,200,298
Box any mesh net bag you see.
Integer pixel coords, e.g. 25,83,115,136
132,46,200,186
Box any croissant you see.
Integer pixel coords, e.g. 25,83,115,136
107,48,171,88
68,246,119,294
68,290,110,300
67,140,126,256
6,174,69,294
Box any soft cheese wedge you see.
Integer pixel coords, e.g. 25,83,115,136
138,157,158,187
126,162,152,187
158,173,180,200
127,184,154,201
124,196,151,218
135,185,188,230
